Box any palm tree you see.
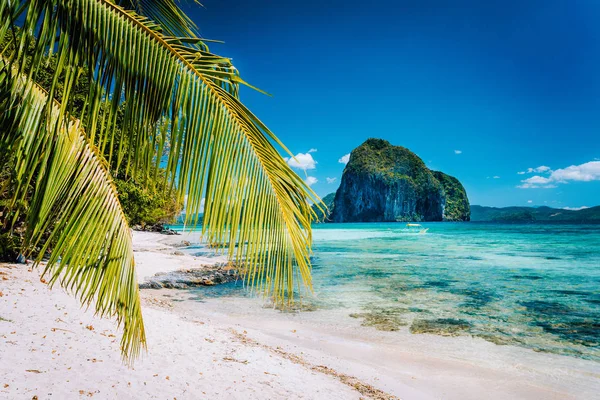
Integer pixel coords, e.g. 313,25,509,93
0,0,320,362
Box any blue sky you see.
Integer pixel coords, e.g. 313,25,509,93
184,0,600,208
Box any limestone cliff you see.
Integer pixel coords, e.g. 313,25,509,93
331,139,469,222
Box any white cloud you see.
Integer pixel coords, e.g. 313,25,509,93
454,150,462,154
517,182,557,189
519,165,551,175
326,177,337,184
338,153,350,165
528,166,551,173
518,161,600,189
527,200,533,203
285,152,317,170
522,176,553,185
305,176,318,186
493,176,500,179
550,161,600,182
563,206,589,211
308,148,318,153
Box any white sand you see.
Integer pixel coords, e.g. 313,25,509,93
1,231,599,399
132,231,228,282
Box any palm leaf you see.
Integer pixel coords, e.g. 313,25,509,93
3,0,322,306
5,0,321,304
1,0,323,360
0,59,145,362
115,0,201,38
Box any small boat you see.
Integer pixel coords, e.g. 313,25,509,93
405,223,429,234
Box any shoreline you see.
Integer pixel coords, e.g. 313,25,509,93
1,231,598,399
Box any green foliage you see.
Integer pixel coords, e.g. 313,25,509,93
0,150,26,261
346,138,435,189
2,29,180,229
431,171,470,221
115,173,182,228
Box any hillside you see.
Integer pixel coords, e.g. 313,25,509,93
470,205,600,223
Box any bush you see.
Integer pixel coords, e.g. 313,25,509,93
114,172,183,228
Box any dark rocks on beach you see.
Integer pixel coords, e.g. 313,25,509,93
131,223,179,235
139,265,239,289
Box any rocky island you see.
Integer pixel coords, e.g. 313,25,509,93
323,139,470,222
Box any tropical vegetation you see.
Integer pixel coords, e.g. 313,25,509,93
0,0,319,361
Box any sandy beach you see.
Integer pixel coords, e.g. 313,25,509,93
1,231,599,399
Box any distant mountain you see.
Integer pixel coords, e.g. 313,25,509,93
330,139,470,222
470,205,600,223
312,193,335,222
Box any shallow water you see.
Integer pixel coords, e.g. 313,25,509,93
174,222,600,361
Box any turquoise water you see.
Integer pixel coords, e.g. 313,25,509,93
180,223,600,361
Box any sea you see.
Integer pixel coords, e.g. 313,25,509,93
170,222,600,362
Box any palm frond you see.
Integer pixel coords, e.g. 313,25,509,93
0,59,145,362
4,0,320,304
115,0,200,38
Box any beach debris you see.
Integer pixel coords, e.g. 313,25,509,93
51,327,74,333
86,325,94,331
227,328,399,400
223,357,249,364
26,369,43,373
144,297,173,309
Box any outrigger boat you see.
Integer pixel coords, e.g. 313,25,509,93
405,223,429,234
